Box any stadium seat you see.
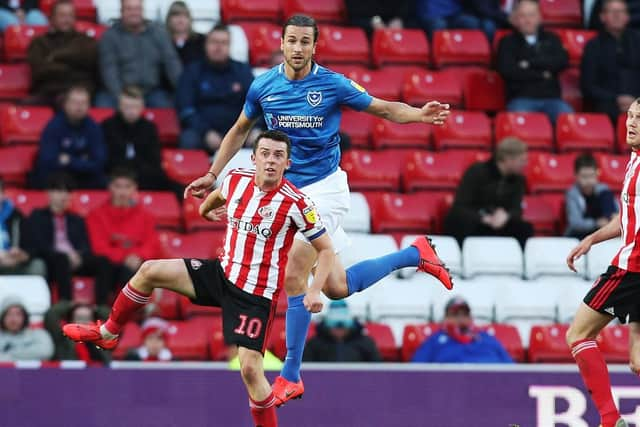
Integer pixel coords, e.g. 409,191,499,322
221,0,281,22
401,69,463,108
41,0,97,21
526,152,576,193
237,22,281,66
528,324,573,363
594,152,626,193
598,325,629,363
4,188,48,215
432,110,492,150
143,109,179,145
367,192,436,233
345,68,403,101
136,191,181,229
0,275,50,319
207,316,227,361
227,24,250,64
585,238,621,280
339,233,398,269
617,113,629,152
524,237,583,279
0,105,54,145
342,192,371,233
431,276,504,322
282,0,345,23
540,192,567,233
340,149,403,191
432,30,490,68
398,234,462,279
71,277,94,304
522,195,559,235
112,322,142,360
372,29,430,67
161,149,210,186
0,146,37,186
166,319,211,360
483,323,525,362
267,316,287,360
368,275,436,322
492,29,512,58
0,64,30,100
3,25,47,62
556,113,614,152
559,68,583,112
159,230,225,259
87,107,114,123
462,70,506,112
69,190,109,217
364,322,399,361
556,278,592,322
550,29,596,67
371,118,431,149
148,288,182,320
215,148,254,186
315,25,369,65
183,196,228,232
494,112,554,151
401,323,439,361
462,237,523,278
340,110,374,147
402,149,488,192
539,0,582,27
74,21,107,39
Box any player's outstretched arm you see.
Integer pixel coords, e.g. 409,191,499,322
365,98,450,125
198,188,227,222
566,214,620,272
304,233,335,313
183,112,257,199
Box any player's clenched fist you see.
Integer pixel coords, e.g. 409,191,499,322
303,290,323,313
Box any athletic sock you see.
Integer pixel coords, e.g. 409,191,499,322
571,339,620,427
102,283,151,337
280,294,310,382
346,246,420,295
249,393,278,427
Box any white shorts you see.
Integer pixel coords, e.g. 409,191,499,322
294,168,351,254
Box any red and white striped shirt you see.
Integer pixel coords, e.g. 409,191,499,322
612,151,640,271
219,169,326,300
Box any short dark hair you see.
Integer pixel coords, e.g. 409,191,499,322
63,85,90,103
46,172,75,191
253,130,292,157
208,22,229,35
109,166,138,184
121,85,144,100
52,0,74,15
602,0,628,12
574,153,599,173
282,14,319,43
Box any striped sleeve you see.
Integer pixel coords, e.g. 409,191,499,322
290,196,326,241
220,171,234,199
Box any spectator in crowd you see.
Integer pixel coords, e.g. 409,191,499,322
125,317,172,361
165,0,204,66
96,0,182,108
496,0,572,124
0,178,46,276
565,153,618,240
102,86,182,196
444,137,533,248
345,0,409,38
86,167,160,288
44,300,110,363
0,0,47,32
581,0,640,124
587,0,640,31
176,24,253,153
0,297,54,361
462,0,509,41
411,297,513,363
30,85,107,189
303,300,381,363
415,0,494,39
23,174,114,304
26,0,98,107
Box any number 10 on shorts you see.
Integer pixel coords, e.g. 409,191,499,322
234,314,263,339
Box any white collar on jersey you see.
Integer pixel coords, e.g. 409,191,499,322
278,62,320,75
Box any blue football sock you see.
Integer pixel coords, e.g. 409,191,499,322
280,294,310,382
346,246,420,295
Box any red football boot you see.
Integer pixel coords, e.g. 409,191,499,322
62,321,119,350
411,236,453,290
272,376,304,407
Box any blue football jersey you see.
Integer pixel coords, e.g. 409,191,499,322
243,62,373,188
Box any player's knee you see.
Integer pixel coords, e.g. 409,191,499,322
136,260,161,283
284,274,306,296
324,289,346,300
240,359,260,385
565,325,582,347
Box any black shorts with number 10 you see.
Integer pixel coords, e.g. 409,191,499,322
583,265,640,323
183,258,277,353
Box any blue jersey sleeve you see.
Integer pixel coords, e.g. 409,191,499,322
337,74,373,111
243,80,262,120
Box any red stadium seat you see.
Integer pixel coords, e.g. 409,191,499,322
207,316,226,360
70,190,109,217
494,112,554,151
402,150,488,192
167,319,211,360
41,0,96,21
315,25,369,65
556,113,614,152
161,149,210,186
401,69,463,108
137,191,181,229
550,29,596,67
221,0,282,22
267,316,287,360
371,118,431,149
539,192,567,233
368,192,437,233
526,152,576,193
283,0,346,23
0,105,53,145
364,322,399,362
539,0,582,27
522,195,558,235
148,288,182,320
432,110,492,151
492,28,513,58
432,30,490,68
617,113,629,152
372,29,430,67
87,108,114,123
559,68,583,112
483,323,525,363
3,25,47,62
159,230,225,259
0,146,37,185
340,149,403,191
435,192,455,233
237,22,281,67
0,64,30,100
340,110,373,148
345,68,403,101
595,152,627,193
143,109,179,145
463,70,506,112
180,295,223,319
597,325,629,363
183,197,228,232
401,323,439,361
528,324,573,363
71,277,95,304
74,21,107,39
112,322,142,360
4,188,47,215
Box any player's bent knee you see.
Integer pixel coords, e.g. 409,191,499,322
239,358,261,384
136,260,161,283
565,325,584,347
284,274,306,296
324,289,347,300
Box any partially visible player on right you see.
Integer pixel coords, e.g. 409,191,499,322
564,99,640,427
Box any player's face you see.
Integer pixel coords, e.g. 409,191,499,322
109,177,137,207
281,25,316,72
252,138,291,186
626,101,640,149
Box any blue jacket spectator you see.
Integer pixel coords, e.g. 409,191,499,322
176,24,253,153
415,0,488,39
31,86,107,189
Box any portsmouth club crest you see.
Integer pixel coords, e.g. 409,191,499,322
306,90,322,107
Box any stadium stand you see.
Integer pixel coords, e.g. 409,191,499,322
371,29,430,67
315,25,369,66
401,69,463,108
555,113,615,152
432,30,491,68
221,0,282,22
494,112,554,151
462,237,523,278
